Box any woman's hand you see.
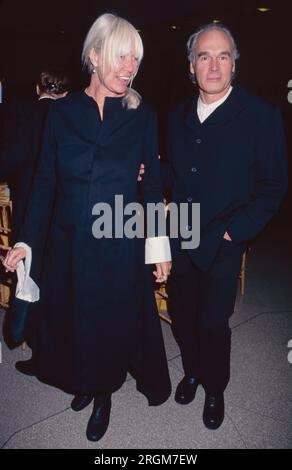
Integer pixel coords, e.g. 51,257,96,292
153,261,172,283
2,247,27,272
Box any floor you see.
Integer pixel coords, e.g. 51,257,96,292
1,213,292,449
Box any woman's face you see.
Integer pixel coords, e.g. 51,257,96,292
93,50,139,98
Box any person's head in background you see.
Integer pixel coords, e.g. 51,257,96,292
36,68,70,100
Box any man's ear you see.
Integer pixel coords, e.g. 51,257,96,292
190,62,195,75
36,84,40,96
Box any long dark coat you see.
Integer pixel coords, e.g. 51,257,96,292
20,91,171,404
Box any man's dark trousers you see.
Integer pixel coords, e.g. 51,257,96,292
168,237,245,393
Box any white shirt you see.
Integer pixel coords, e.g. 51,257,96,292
197,86,233,123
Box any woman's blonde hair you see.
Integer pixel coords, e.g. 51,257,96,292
82,13,143,109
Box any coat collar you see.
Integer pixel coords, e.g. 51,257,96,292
81,90,136,120
77,90,139,142
184,86,251,131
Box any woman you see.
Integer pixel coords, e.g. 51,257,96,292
3,13,172,442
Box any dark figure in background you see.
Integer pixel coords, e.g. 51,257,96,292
3,13,171,442
163,23,287,429
0,68,69,363
0,68,69,242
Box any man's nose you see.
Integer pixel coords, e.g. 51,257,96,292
210,57,219,71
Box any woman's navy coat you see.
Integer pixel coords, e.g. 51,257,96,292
20,91,171,403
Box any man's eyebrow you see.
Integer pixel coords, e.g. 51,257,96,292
197,50,232,57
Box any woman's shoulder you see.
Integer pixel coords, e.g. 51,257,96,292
137,99,157,120
50,90,89,114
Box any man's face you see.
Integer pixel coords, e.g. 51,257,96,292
190,29,234,100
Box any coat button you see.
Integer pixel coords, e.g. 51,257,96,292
187,197,193,202
191,167,197,173
195,138,202,144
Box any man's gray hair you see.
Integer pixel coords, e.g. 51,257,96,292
186,23,240,85
187,23,240,63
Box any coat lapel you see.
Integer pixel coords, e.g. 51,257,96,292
101,96,138,142
184,86,250,131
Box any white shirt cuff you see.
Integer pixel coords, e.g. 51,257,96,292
145,236,171,264
14,242,40,302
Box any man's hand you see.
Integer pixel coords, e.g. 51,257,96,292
137,163,145,181
223,231,232,241
153,261,172,283
2,247,26,272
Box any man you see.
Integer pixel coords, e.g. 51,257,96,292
164,24,287,429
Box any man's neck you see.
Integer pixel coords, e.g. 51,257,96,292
199,86,232,105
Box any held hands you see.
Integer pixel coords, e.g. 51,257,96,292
2,247,27,272
153,261,172,283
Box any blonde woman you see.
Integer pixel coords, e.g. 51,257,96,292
3,13,171,442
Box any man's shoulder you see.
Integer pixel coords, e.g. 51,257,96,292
169,96,195,120
235,86,276,115
171,96,195,113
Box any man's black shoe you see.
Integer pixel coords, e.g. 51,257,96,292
86,394,111,442
175,376,199,404
203,393,224,430
71,394,94,412
15,359,36,376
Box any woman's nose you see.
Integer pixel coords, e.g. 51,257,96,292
124,56,136,72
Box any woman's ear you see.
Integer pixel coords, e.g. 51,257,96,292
88,48,98,68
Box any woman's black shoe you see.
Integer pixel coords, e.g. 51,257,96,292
71,394,93,412
86,394,111,442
